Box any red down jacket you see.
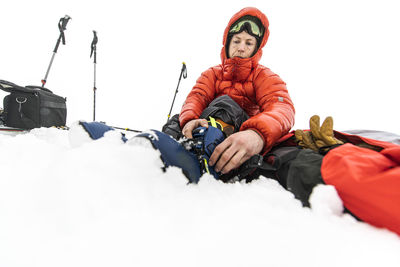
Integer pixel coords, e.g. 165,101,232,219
179,7,295,153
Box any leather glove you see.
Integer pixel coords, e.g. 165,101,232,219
295,129,319,151
295,115,344,152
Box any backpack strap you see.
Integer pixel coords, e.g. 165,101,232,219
220,146,302,183
0,80,53,94
236,154,276,180
0,80,22,93
26,85,53,93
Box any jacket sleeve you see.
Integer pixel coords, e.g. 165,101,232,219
240,68,295,153
179,67,217,128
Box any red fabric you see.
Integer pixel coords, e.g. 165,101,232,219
179,7,295,153
276,130,400,235
322,142,400,235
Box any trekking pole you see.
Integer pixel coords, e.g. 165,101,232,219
111,126,142,133
41,15,72,87
90,30,98,121
167,62,187,122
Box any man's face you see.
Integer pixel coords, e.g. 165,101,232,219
228,31,257,59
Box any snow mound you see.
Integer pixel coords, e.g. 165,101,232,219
0,128,399,267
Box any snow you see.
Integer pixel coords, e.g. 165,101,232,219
1,0,400,266
309,184,344,216
0,127,400,267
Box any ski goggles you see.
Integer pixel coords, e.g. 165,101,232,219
229,19,263,38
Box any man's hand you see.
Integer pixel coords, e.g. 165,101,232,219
182,119,208,139
209,130,264,174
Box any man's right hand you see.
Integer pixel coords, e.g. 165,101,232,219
182,119,208,139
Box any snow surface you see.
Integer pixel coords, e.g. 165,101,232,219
0,127,400,267
1,0,400,266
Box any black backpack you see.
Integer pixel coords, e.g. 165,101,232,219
0,80,67,129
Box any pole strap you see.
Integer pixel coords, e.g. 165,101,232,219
90,30,98,62
58,15,71,45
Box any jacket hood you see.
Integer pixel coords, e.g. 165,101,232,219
220,7,270,65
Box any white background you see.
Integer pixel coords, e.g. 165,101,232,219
1,0,399,133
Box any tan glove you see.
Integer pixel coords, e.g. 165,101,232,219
295,115,344,152
295,129,319,151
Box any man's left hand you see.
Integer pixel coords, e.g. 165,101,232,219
209,130,264,174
